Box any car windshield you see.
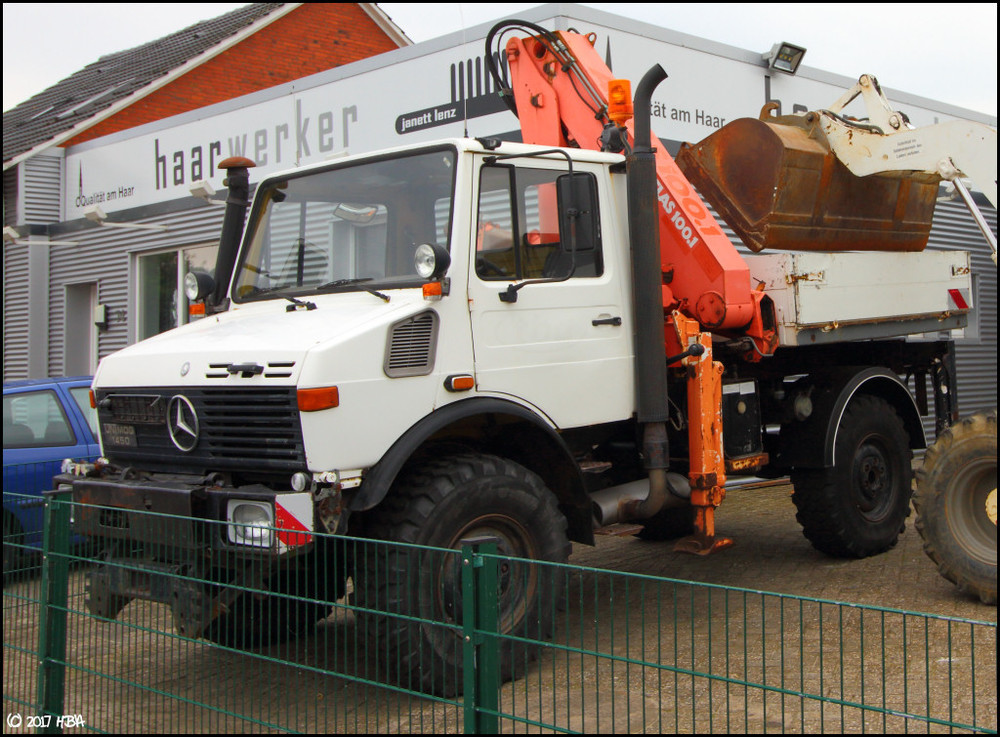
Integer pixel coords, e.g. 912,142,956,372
234,148,456,301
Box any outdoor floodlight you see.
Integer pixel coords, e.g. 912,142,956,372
763,42,807,75
189,180,225,205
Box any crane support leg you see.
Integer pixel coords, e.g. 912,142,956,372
670,313,734,555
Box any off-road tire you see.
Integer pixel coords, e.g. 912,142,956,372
914,410,997,605
203,565,328,649
353,452,570,697
791,395,913,558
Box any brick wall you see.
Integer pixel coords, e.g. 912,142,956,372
64,4,399,147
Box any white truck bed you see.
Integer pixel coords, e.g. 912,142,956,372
745,250,972,346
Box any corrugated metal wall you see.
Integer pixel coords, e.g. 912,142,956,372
2,241,31,379
3,167,17,227
21,151,63,224
45,205,226,376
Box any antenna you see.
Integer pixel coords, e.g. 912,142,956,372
458,4,469,137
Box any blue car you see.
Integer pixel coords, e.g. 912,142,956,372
3,376,100,573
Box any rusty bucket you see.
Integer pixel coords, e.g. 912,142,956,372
676,108,940,252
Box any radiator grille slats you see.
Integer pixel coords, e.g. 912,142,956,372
99,387,305,472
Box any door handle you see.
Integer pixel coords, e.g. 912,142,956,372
592,316,622,326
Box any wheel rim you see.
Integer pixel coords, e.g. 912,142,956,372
851,434,899,521
945,458,998,566
438,513,538,631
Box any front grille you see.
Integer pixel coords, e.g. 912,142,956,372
108,394,164,424
98,387,305,473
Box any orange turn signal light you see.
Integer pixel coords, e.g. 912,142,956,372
423,281,443,299
607,79,633,126
444,374,475,392
89,390,96,409
297,386,340,412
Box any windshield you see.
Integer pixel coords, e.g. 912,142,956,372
234,148,456,301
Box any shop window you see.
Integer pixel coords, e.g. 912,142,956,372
137,244,217,340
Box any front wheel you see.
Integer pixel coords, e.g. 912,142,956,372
791,395,913,558
914,411,997,604
203,564,328,649
353,453,570,696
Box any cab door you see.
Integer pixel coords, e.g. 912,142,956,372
466,157,633,428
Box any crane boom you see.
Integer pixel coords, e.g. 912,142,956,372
497,26,778,356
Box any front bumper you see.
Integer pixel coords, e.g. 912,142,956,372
64,471,316,556
61,468,322,637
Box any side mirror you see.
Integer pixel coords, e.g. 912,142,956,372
557,173,599,254
184,271,216,303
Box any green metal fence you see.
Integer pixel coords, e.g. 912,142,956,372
3,488,997,734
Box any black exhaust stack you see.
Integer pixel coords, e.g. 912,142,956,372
208,157,255,311
626,65,671,519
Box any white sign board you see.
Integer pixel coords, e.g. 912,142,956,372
63,19,972,218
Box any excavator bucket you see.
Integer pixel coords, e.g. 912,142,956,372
676,109,941,252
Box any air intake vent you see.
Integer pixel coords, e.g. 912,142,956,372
384,311,439,378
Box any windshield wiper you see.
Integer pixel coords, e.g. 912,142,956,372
318,277,390,303
245,285,317,311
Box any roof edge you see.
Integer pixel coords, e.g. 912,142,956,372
3,3,302,173
363,3,413,47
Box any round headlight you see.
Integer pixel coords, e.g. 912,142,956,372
414,243,438,279
184,271,215,302
183,272,201,300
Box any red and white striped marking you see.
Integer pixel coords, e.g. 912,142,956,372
275,493,314,551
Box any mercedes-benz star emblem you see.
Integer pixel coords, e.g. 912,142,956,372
166,395,199,452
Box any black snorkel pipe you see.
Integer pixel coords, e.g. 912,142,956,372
208,156,255,312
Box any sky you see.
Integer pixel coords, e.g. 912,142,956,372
2,3,997,117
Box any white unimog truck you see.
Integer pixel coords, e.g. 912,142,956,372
62,21,995,695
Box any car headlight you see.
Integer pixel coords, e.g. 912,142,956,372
227,500,274,547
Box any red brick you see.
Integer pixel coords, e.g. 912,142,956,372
64,4,399,147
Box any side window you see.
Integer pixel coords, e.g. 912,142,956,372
476,165,602,281
3,391,76,449
68,387,99,438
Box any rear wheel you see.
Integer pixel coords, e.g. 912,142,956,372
353,453,570,696
914,411,996,604
791,395,913,558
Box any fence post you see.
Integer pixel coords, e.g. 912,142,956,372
36,489,72,734
461,536,500,734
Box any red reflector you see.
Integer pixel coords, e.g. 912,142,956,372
948,289,969,310
297,386,339,412
89,390,96,409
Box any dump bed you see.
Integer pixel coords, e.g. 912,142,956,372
676,115,941,253
744,250,971,346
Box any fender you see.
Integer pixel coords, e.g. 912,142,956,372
777,367,925,469
349,396,593,542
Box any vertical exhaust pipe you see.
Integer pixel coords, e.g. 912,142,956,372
626,65,672,520
208,157,255,311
